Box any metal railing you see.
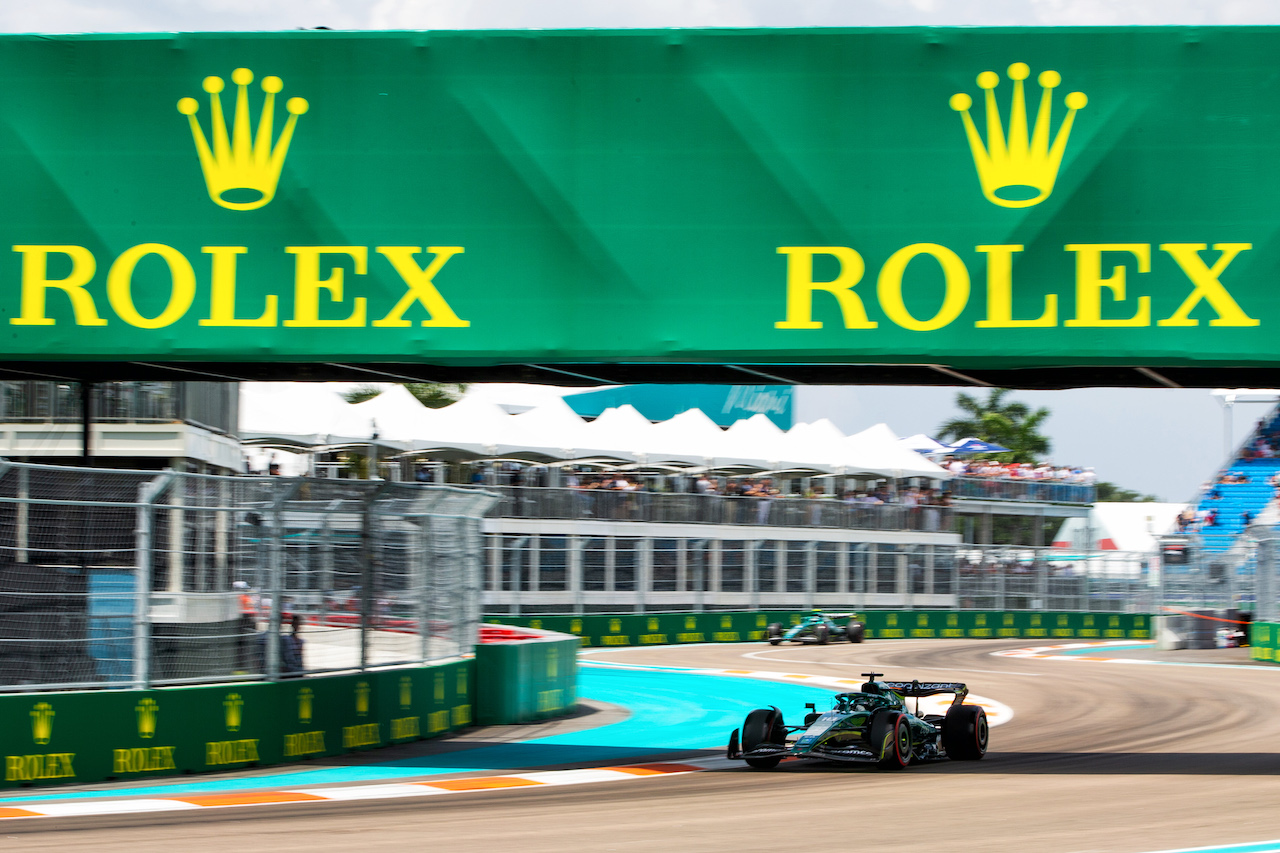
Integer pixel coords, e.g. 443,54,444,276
0,460,496,692
487,487,955,532
948,477,1095,504
482,535,1159,616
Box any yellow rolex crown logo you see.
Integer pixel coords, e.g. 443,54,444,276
136,698,159,738
356,681,371,716
950,62,1087,208
177,67,309,211
224,692,244,732
399,676,412,710
31,702,54,745
298,687,314,724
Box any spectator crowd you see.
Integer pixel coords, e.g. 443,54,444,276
942,457,1097,484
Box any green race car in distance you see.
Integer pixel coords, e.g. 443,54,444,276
727,673,988,770
767,611,865,645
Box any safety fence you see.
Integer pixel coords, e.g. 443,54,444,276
484,537,1157,615
0,629,578,789
485,609,1151,646
489,486,954,532
0,461,497,692
948,477,1095,504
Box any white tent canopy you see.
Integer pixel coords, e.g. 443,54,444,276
241,385,950,480
490,397,596,460
845,424,950,479
329,385,436,442
900,433,950,454
646,408,728,464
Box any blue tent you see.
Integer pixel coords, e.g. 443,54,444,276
947,437,1012,454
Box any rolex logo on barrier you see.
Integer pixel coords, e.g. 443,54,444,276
30,702,54,745
177,67,309,211
136,698,158,739
10,702,74,783
224,692,244,732
355,681,371,717
950,62,1087,208
298,687,314,725
399,675,412,711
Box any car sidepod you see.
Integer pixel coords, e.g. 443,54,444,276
792,710,878,763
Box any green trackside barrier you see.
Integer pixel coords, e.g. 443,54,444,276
0,652,531,790
1251,623,1278,662
474,633,579,726
487,611,1153,646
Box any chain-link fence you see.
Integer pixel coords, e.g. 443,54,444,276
482,534,1162,615
0,461,496,692
488,486,954,531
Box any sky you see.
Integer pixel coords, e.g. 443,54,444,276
0,0,1273,501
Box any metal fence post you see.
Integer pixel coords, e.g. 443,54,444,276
134,471,173,690
417,516,431,661
15,465,27,564
266,496,283,681
805,541,817,611
1257,533,1276,622
358,482,390,672
264,479,302,682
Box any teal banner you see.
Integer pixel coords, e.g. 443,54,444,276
565,385,793,429
0,29,1278,374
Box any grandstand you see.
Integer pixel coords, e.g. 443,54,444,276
1191,407,1280,553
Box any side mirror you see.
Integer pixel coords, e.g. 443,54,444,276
805,703,816,712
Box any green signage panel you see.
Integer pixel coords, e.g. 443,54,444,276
0,28,1278,374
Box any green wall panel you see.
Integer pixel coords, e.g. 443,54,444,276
489,610,1153,646
0,650,551,790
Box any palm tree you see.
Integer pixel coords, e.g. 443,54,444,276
936,388,1050,463
405,383,468,408
340,383,468,408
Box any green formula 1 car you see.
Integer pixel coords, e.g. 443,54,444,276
767,611,865,645
726,673,988,770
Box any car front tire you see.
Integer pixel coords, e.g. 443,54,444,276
742,707,785,769
767,623,783,646
870,710,911,770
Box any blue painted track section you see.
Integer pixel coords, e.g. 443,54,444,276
0,664,838,804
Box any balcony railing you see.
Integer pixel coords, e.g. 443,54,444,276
487,487,953,532
948,477,1095,504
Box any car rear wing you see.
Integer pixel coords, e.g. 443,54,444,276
878,680,970,703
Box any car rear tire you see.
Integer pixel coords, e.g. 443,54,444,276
870,711,911,770
847,623,865,643
942,704,988,761
815,624,829,645
742,707,785,769
767,623,783,646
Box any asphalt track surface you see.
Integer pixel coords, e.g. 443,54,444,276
10,638,1280,853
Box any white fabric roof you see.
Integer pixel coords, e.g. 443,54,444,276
240,382,353,438
845,424,950,478
647,408,727,464
900,433,949,454
329,385,436,442
1052,502,1188,552
241,386,949,478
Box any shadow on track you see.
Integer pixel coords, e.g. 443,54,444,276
719,751,1280,775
